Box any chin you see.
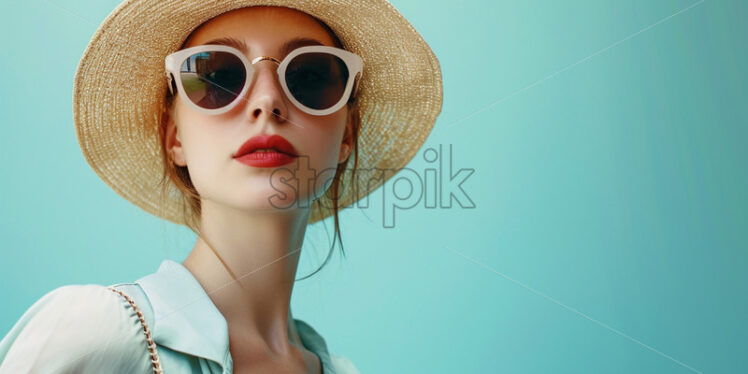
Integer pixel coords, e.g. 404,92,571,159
233,185,310,212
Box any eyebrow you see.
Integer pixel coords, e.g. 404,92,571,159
279,37,325,56
201,37,326,57
202,37,249,53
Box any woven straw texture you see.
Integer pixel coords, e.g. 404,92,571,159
73,0,443,226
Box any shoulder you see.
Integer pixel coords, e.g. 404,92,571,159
0,284,153,373
294,319,362,374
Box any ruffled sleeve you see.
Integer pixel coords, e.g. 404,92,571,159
330,353,362,374
0,284,154,373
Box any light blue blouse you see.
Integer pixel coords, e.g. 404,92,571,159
0,259,360,374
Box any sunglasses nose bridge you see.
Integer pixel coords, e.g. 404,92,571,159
240,55,289,120
244,55,283,91
251,55,281,66
244,54,285,89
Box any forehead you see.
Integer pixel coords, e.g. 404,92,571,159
183,6,337,57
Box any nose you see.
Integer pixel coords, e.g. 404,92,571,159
244,58,288,124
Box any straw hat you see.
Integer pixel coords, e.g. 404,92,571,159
73,0,443,226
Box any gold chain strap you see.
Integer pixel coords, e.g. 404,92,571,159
107,287,164,374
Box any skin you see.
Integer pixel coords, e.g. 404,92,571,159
163,6,354,374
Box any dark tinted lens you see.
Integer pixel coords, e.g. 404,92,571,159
179,51,246,109
285,52,349,110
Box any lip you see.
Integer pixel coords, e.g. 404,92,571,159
233,134,299,168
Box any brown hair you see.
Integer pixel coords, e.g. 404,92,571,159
156,14,361,280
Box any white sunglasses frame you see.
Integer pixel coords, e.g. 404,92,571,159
164,44,363,116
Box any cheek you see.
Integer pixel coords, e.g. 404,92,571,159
175,117,225,191
299,117,347,201
305,136,341,168
303,115,346,170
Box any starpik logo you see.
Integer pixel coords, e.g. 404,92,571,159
267,144,475,228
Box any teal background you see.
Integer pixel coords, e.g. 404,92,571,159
1,0,746,373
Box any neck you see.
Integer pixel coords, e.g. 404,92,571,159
182,199,311,355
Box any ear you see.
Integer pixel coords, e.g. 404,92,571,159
338,116,354,164
164,112,187,167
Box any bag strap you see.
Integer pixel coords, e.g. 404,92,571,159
107,286,164,374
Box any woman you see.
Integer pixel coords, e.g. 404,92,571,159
0,0,442,373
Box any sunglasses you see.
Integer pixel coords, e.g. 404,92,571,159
165,44,363,116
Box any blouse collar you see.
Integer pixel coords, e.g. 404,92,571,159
135,259,335,373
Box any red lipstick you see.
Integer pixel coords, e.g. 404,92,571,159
233,134,298,168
